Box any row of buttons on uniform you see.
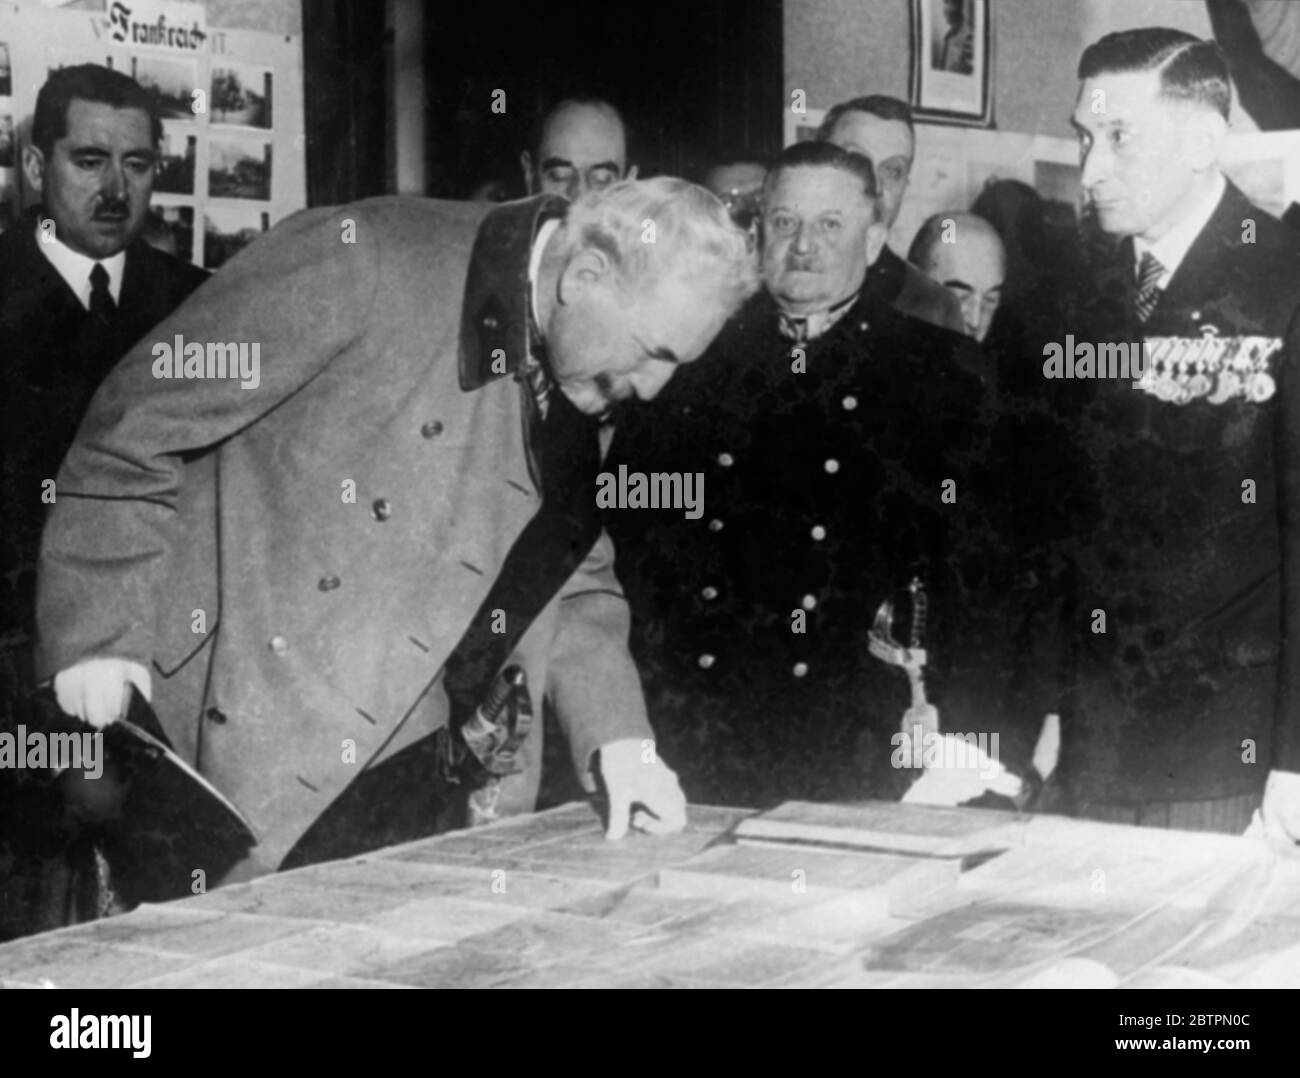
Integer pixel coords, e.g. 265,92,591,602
717,450,842,475
697,442,833,679
687,380,861,682
696,653,812,678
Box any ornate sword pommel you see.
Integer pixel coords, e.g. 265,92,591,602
461,665,533,776
868,579,931,714
907,577,927,651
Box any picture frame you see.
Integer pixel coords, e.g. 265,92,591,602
910,0,993,128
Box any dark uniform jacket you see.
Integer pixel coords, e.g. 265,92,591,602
1066,180,1300,804
0,207,208,938
868,244,965,335
607,286,1054,806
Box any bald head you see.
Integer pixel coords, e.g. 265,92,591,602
522,99,632,201
909,213,1005,342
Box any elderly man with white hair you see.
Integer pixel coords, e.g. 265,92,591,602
37,177,759,898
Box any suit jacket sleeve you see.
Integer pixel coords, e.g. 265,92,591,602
36,205,380,680
1277,305,1300,773
545,523,656,787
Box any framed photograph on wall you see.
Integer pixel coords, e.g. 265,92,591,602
910,0,993,127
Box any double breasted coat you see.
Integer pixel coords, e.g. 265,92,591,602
36,195,652,868
1067,180,1300,804
606,287,1054,805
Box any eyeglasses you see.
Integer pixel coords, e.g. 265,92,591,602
717,188,762,230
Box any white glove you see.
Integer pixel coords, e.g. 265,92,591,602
900,730,1023,806
598,737,687,840
53,658,153,729
1245,769,1300,844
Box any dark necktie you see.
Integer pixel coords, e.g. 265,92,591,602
1134,250,1164,325
89,263,116,327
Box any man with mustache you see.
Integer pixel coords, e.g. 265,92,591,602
1065,28,1300,840
0,64,207,939
606,142,1043,806
35,177,757,894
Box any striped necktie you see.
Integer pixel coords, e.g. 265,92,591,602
1134,250,1164,325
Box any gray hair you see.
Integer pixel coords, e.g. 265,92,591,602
555,176,759,312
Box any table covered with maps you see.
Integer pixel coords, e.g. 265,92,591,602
1,800,1298,988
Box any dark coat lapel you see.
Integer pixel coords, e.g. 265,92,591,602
458,194,567,392
1156,181,1249,320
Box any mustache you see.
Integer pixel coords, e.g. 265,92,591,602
784,256,822,273
93,196,131,220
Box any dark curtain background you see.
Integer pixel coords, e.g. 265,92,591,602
301,0,389,206
300,0,783,205
424,0,784,199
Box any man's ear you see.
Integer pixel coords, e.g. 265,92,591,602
21,144,45,198
520,151,536,195
1186,110,1227,173
556,246,613,306
865,221,889,267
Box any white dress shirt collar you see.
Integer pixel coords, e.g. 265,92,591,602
1133,171,1227,291
528,216,561,324
34,219,126,309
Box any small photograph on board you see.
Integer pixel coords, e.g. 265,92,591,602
145,204,195,263
131,55,196,121
204,205,270,270
930,0,974,75
910,0,992,127
154,129,197,195
0,114,13,169
209,139,272,200
210,64,273,129
0,43,11,96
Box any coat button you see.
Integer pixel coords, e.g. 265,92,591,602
824,459,839,474
205,707,228,725
318,574,341,591
371,498,391,521
420,420,444,439
708,518,724,532
842,395,858,411
700,585,718,601
810,525,826,541
698,653,716,669
269,635,290,656
482,314,500,330
792,662,809,678
801,594,817,610
717,452,734,468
